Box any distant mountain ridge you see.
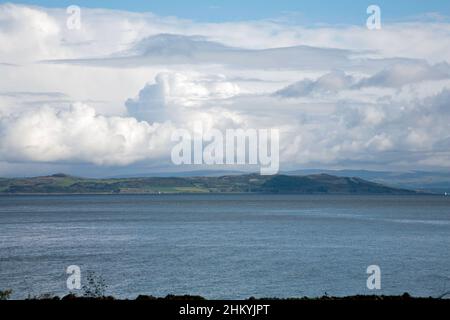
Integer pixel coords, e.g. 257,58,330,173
0,173,421,195
285,169,450,193
101,169,450,193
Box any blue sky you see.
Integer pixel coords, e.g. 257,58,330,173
7,0,450,23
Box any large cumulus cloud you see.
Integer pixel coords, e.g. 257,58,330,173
0,103,173,165
125,72,240,123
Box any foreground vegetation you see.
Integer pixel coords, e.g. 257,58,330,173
1,291,448,301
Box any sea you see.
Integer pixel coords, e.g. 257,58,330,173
0,194,449,299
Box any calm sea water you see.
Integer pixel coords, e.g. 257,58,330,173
0,194,449,299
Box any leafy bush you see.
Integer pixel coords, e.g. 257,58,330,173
82,271,108,298
0,289,12,300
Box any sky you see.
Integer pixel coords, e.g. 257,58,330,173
0,1,450,177
11,0,450,23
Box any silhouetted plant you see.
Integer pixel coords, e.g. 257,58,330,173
0,289,12,300
82,271,108,298
34,293,55,300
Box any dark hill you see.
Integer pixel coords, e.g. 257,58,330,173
0,173,420,194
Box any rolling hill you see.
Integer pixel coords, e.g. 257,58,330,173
0,173,420,195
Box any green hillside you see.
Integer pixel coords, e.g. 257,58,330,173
0,173,420,195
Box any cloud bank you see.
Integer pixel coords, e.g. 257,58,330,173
1,3,450,176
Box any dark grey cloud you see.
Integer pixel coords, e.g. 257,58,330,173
42,33,412,72
356,61,450,88
0,62,18,67
274,70,355,97
0,91,68,98
275,61,450,98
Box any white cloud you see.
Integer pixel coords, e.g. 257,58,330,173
1,4,450,174
0,103,174,165
125,72,241,124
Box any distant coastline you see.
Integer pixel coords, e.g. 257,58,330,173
0,173,425,195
